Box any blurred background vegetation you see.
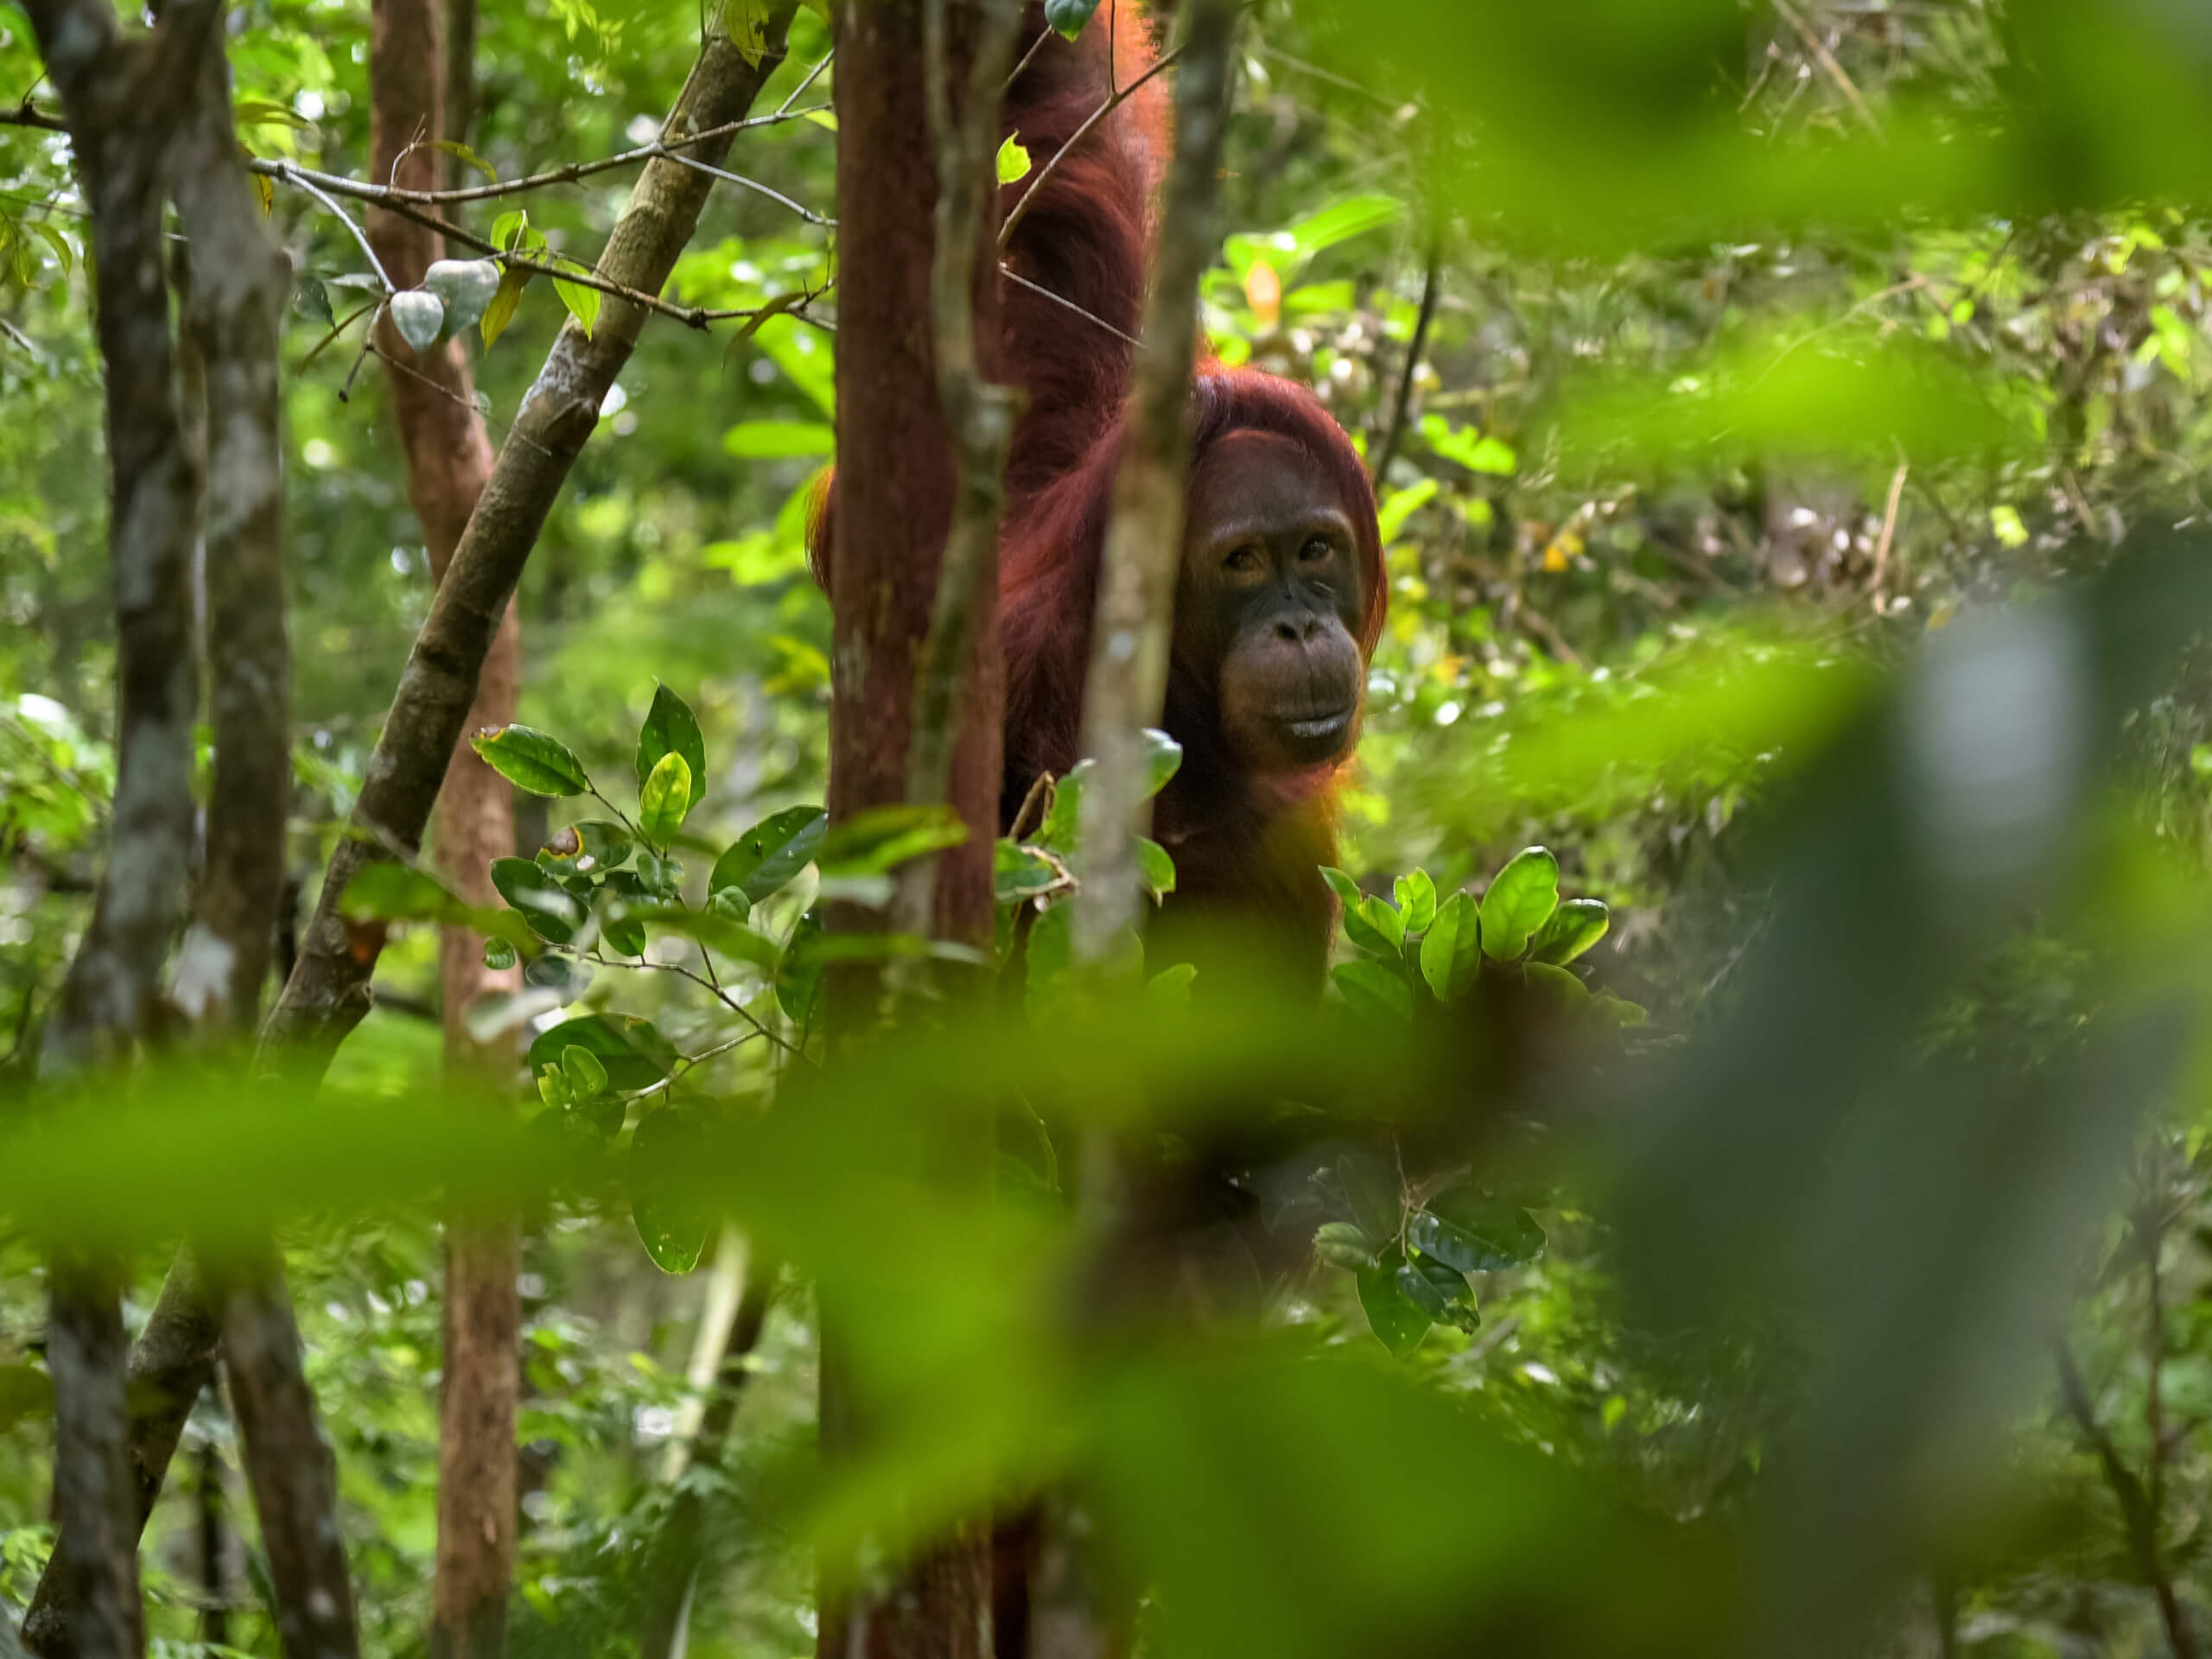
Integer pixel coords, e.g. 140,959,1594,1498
15,0,2212,1654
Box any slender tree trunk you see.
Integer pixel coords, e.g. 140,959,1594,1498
366,2,523,1652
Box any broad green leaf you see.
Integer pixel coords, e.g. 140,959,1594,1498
1408,1192,1547,1273
1043,0,1103,39
1136,837,1177,899
472,724,588,797
1141,728,1183,798
560,1044,608,1097
1420,892,1483,1001
723,420,836,460
636,684,708,815
1024,899,1075,1026
338,862,463,924
554,267,601,339
1039,760,1094,852
490,856,582,944
568,819,636,871
726,0,772,65
996,133,1032,185
1332,959,1412,1024
639,753,693,847
1344,896,1405,958
1319,866,1363,907
1356,1250,1430,1357
1478,847,1560,962
1394,870,1438,936
1284,193,1404,262
777,911,826,1025
527,1014,678,1092
818,804,968,875
1397,1252,1478,1330
995,840,1070,905
481,264,528,347
1525,961,1592,1009
1532,898,1611,965
293,271,332,327
631,1107,713,1274
602,912,647,957
1145,963,1197,1005
1314,1221,1378,1271
712,806,829,906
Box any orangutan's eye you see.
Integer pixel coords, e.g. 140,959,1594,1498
1224,547,1263,573
1299,537,1333,563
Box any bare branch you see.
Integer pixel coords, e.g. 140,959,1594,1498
1370,254,1440,486
999,40,1183,248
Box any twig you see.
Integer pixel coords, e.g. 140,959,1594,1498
1770,0,1882,139
2056,1342,2199,1659
775,48,834,117
0,99,65,131
1370,254,1440,485
655,147,833,226
1868,458,1907,603
1000,264,1138,346
270,161,394,292
999,40,1184,247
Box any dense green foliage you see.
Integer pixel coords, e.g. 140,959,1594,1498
15,1,2212,1655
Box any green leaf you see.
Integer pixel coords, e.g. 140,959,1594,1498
631,1107,713,1274
1419,892,1483,1001
528,1014,678,1093
1023,899,1075,1025
777,910,825,1025
1344,896,1405,958
996,133,1032,185
338,862,464,924
490,856,582,944
1356,1250,1431,1357
1408,1191,1547,1273
1397,1252,1478,1330
1043,0,1103,39
560,1044,608,1097
472,724,589,797
636,685,707,815
817,804,968,875
1478,847,1560,962
554,267,601,339
602,912,647,957
723,420,837,460
483,937,518,971
560,819,636,871
429,139,498,182
711,806,829,906
390,289,446,353
725,0,772,65
1038,760,1094,852
1532,898,1611,965
1319,866,1363,907
995,840,1070,905
294,271,332,327
1283,193,1404,262
639,753,693,847
1314,1220,1378,1271
1146,962,1197,1005
1525,961,1592,1008
1332,959,1413,1024
1394,870,1438,936
1136,837,1177,900
1141,728,1183,798
481,264,528,347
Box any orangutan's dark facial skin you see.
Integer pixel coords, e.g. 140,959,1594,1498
1178,430,1369,774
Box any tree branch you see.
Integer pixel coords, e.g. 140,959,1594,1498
1369,254,1440,486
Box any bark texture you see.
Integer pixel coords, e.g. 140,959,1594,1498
17,3,218,1655
365,1,523,1649
818,3,1006,1656
1070,0,1239,963
110,3,801,1562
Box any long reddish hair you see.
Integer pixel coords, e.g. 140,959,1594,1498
811,2,1386,951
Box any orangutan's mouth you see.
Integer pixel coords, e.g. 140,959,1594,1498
1281,709,1352,742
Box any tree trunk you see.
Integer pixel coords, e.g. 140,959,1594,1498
366,2,523,1653
817,3,1007,1656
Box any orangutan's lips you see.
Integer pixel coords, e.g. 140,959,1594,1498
1282,709,1352,742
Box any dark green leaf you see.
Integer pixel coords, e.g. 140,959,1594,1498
1419,892,1483,1001
995,840,1071,905
527,1015,678,1093
1408,1192,1548,1273
1532,898,1611,965
1039,760,1094,852
1314,1221,1378,1271
711,805,829,906
1136,837,1177,899
472,724,589,797
636,684,707,813
1357,1249,1431,1357
294,272,333,327
1141,728,1183,798
602,912,647,957
1479,846,1560,961
777,910,825,1026
490,856,581,944
1397,1252,1478,1331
